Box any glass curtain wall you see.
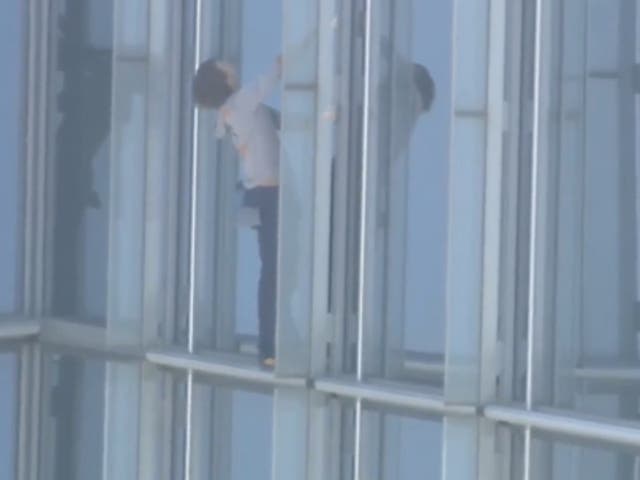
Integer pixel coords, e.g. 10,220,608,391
0,0,26,316
522,0,640,478
5,1,640,480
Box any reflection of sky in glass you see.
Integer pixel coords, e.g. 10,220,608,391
394,416,442,479
0,0,24,313
403,1,453,353
231,391,273,480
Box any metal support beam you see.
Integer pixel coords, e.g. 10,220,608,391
0,319,40,342
147,349,307,388
485,405,640,450
315,378,476,417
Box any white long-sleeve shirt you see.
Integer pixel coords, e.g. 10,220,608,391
216,63,281,189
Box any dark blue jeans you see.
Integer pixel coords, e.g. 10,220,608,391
243,186,278,360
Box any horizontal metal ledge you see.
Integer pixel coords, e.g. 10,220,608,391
484,405,640,449
147,348,307,389
0,318,41,341
38,318,142,359
314,377,475,416
574,365,640,383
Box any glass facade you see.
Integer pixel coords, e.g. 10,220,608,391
0,0,25,314
2,0,640,479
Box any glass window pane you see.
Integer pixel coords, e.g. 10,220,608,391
531,433,640,480
0,0,25,314
360,407,442,479
48,0,115,323
47,0,181,346
39,353,182,480
356,0,453,387
535,0,640,422
190,378,273,480
40,352,160,480
40,354,106,479
0,352,18,480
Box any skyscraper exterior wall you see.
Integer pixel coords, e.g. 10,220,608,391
2,0,640,479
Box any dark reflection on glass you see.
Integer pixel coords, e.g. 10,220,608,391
536,0,640,422
0,353,18,480
42,354,106,480
40,353,181,480
49,0,114,322
327,0,366,375
0,0,25,313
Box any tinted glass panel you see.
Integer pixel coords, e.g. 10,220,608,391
40,354,141,480
48,0,114,322
534,0,640,422
0,0,25,313
531,433,640,480
0,353,18,480
191,379,273,480
358,0,453,386
360,407,442,479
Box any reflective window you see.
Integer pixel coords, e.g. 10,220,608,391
48,0,114,322
191,379,273,480
534,0,640,422
360,407,442,479
0,352,18,480
39,353,181,480
350,0,453,386
531,434,640,480
0,0,25,313
40,354,107,479
47,0,182,345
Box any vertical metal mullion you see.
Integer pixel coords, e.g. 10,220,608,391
18,344,41,480
23,0,49,318
353,0,373,477
498,0,527,476
140,0,184,462
479,0,508,478
184,1,204,479
307,1,340,476
19,0,49,477
523,0,544,477
161,0,184,346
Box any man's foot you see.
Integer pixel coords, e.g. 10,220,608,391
261,357,275,369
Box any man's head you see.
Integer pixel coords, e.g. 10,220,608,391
413,63,435,113
193,59,238,109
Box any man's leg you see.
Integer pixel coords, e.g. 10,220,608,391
256,188,278,362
